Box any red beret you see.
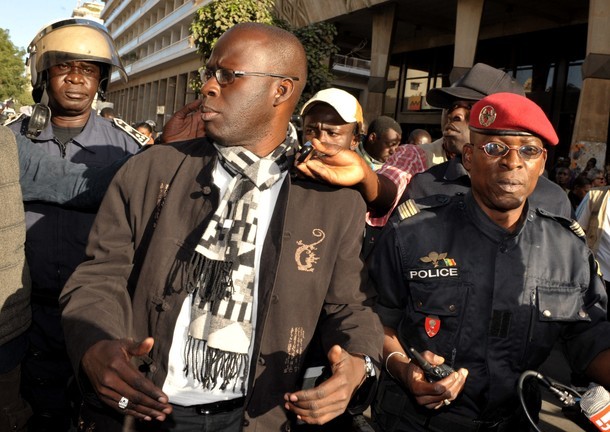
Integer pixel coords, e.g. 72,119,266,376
469,92,559,145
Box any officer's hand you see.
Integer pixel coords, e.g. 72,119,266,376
295,138,368,187
283,345,365,425
81,337,172,421
161,99,205,143
400,350,468,410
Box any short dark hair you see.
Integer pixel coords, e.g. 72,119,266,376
134,121,153,134
100,107,115,118
573,175,592,189
367,116,402,138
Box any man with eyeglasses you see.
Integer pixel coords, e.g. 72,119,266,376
369,92,610,431
405,66,573,219
60,22,382,431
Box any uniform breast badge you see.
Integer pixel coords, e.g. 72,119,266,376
425,316,441,337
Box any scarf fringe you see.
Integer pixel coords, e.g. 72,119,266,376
186,253,234,304
184,336,249,393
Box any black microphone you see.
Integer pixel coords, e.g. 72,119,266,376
580,385,610,431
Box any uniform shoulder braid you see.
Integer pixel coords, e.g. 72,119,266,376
535,208,586,240
112,117,150,147
395,194,452,222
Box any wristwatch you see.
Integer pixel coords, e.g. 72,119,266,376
363,354,376,378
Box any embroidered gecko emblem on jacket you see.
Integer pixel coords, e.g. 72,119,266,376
295,229,325,272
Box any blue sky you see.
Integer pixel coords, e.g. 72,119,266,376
1,0,84,52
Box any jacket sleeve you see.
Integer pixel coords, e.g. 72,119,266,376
317,190,384,364
17,132,129,207
59,161,137,375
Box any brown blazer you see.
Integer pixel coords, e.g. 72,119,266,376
60,138,383,431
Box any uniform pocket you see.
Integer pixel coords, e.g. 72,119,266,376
536,285,590,322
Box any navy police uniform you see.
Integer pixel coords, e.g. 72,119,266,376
8,110,140,429
370,192,610,431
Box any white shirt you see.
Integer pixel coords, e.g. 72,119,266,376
163,160,286,405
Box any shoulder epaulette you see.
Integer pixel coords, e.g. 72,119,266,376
395,194,452,221
112,118,149,147
536,208,586,240
2,112,25,127
396,199,420,221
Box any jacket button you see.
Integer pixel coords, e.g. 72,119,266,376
416,301,423,308
242,419,250,427
202,186,212,195
271,294,279,304
578,310,587,318
283,232,291,239
543,310,552,317
258,356,265,366
448,304,456,312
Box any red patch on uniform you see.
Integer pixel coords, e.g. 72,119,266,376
425,316,440,338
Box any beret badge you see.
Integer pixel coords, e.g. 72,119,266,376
479,105,496,127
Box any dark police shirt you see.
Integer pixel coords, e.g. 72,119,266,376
10,111,140,303
370,192,610,420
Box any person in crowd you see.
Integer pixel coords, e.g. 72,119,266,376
60,22,382,432
0,125,34,432
569,175,593,211
582,157,598,178
588,167,607,188
417,63,523,169
356,116,402,171
577,186,610,317
295,63,527,228
7,18,142,431
301,87,364,151
100,107,117,119
370,92,610,432
553,166,572,192
406,129,431,146
135,121,155,145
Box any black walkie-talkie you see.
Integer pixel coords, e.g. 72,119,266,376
407,347,455,382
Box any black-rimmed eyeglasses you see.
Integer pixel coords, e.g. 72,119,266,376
477,142,546,161
201,68,300,85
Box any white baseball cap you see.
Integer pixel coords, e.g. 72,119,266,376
301,88,364,133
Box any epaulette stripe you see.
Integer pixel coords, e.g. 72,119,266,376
397,199,420,221
112,118,150,147
569,220,586,239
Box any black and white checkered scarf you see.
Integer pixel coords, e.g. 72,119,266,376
184,137,296,392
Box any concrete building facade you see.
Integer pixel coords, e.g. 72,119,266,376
101,0,609,169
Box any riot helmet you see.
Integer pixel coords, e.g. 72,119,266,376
27,18,126,103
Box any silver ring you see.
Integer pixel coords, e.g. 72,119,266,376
118,396,129,410
443,399,451,406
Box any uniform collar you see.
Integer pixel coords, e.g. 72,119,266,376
444,155,469,182
34,109,97,148
464,191,529,243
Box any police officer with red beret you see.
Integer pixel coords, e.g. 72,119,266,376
370,93,610,431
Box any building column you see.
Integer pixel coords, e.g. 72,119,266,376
364,2,396,121
569,0,610,171
450,0,484,83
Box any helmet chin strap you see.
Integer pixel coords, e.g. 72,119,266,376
26,87,51,139
97,77,108,101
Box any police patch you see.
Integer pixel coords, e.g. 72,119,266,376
408,251,459,280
